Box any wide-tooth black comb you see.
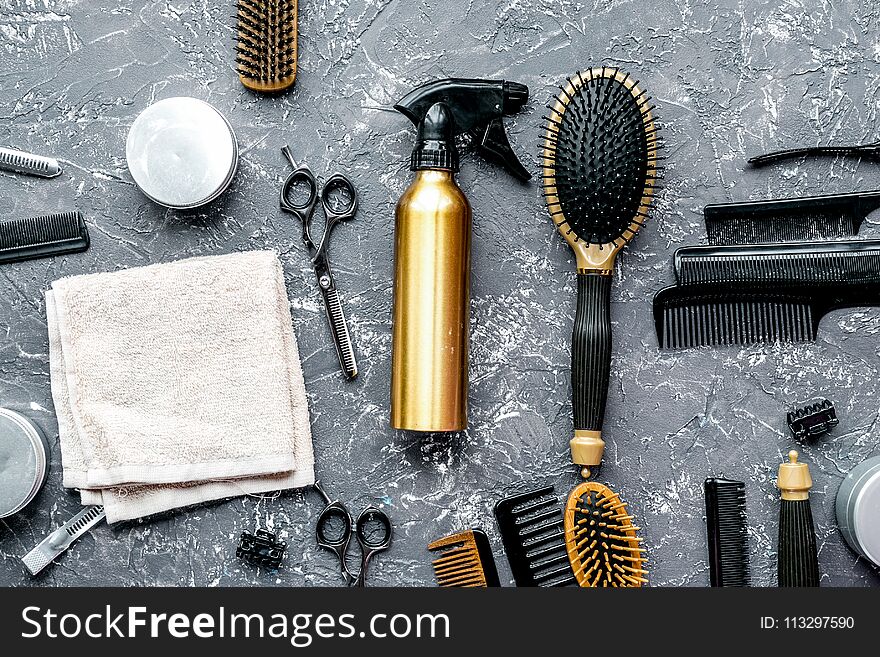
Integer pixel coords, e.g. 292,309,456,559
428,529,501,587
674,239,880,287
494,486,575,587
0,211,90,265
704,478,750,587
653,283,880,349
704,190,880,245
235,0,297,93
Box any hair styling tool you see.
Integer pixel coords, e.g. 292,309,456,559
776,451,820,587
493,486,575,587
540,68,660,475
749,141,880,167
21,505,106,576
704,478,750,587
428,529,500,587
674,239,880,287
394,78,531,182
788,399,838,440
313,481,391,587
0,146,62,178
836,455,880,567
280,147,358,379
704,191,880,246
653,282,880,349
235,0,297,93
237,529,287,569
564,481,647,587
390,79,529,432
0,211,89,265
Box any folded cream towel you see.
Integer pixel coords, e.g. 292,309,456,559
46,250,314,523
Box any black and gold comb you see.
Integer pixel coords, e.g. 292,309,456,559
428,529,500,588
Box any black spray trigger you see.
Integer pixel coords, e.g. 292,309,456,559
479,117,531,182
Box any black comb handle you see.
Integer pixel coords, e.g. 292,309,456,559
705,478,750,587
570,272,612,469
749,142,880,167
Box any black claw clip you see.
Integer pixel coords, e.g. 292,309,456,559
237,529,287,569
787,399,838,440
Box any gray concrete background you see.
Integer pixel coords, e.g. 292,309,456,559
1,0,879,587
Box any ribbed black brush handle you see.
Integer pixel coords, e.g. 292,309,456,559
572,273,612,432
778,499,820,587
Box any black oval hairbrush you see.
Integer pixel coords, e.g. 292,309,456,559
540,68,660,474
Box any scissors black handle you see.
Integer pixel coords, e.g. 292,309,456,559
352,506,392,587
314,482,355,585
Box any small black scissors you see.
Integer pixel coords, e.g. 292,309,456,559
280,146,358,379
313,481,392,587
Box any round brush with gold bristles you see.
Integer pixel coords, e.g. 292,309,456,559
540,68,660,476
564,480,647,587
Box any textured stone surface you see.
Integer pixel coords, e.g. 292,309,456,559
1,0,879,587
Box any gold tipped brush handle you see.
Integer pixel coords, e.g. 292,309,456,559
571,430,605,472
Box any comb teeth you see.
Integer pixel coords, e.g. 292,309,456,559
703,191,880,246
654,285,817,349
675,240,880,287
428,530,500,587
0,147,62,178
564,481,647,588
540,66,660,246
494,486,576,587
0,211,90,264
236,0,297,93
705,478,750,587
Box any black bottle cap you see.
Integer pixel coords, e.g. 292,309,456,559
411,102,459,172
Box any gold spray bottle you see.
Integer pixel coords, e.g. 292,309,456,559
390,79,530,432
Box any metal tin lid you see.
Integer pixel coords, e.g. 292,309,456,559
853,468,880,565
0,408,49,518
126,97,238,209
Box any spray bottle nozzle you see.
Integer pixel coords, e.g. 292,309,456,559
394,78,532,182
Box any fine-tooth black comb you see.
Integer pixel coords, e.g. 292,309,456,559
653,283,880,349
749,141,880,167
0,211,90,265
540,67,661,475
236,0,297,93
674,239,880,287
704,190,880,245
704,478,750,587
493,486,575,587
428,529,501,587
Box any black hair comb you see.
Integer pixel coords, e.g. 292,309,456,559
0,211,89,265
704,478,750,587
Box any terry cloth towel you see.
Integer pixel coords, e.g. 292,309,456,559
46,250,314,523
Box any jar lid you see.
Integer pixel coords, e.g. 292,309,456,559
126,97,238,209
854,469,880,565
0,408,49,518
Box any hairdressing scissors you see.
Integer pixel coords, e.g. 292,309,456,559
313,481,392,587
280,146,358,379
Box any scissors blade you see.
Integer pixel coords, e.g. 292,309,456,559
320,285,358,380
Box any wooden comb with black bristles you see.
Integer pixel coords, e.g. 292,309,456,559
428,529,500,587
235,0,297,93
540,67,661,476
564,481,647,587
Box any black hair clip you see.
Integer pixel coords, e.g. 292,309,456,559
236,529,287,569
787,399,838,440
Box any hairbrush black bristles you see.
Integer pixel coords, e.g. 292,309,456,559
653,283,880,349
674,239,880,287
235,0,297,93
704,190,880,246
564,481,647,587
0,211,89,265
704,478,750,587
494,486,575,587
539,67,661,474
428,529,501,587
